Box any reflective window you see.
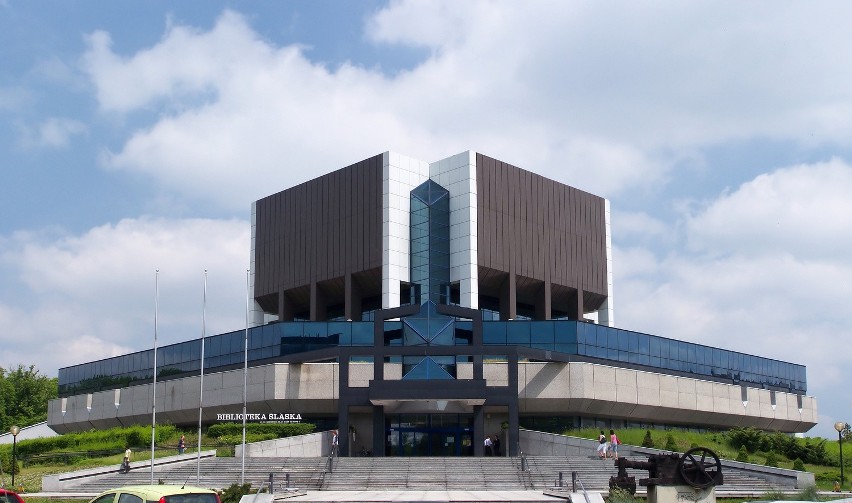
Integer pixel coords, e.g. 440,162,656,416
58,317,808,396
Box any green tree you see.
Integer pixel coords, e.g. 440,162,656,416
765,451,779,467
665,433,678,451
642,430,655,448
728,426,764,453
736,445,749,463
0,364,58,430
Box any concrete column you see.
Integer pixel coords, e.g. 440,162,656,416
278,290,294,321
568,287,584,321
499,273,517,320
508,352,520,457
310,282,326,321
474,405,485,457
535,280,551,320
372,405,385,457
344,273,362,321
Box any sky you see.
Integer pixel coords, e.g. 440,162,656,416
1,1,850,439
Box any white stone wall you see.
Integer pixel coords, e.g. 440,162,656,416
382,151,430,309
47,361,817,434
429,151,479,309
597,198,615,326
235,431,328,458
515,361,817,432
248,201,267,327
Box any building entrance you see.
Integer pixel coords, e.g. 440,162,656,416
385,413,474,456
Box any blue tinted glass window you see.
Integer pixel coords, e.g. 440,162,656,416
530,322,554,344
483,322,507,345
507,323,530,345
596,326,608,347
617,330,628,351
555,343,577,354
351,322,373,346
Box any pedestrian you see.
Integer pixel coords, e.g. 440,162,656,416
492,434,501,457
331,430,339,456
609,429,619,460
596,431,607,459
178,434,186,455
121,447,132,473
484,435,493,456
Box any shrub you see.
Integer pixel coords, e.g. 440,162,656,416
794,484,819,501
219,483,252,503
608,487,640,503
793,458,805,471
736,445,749,463
207,422,314,439
215,434,278,446
665,433,678,452
764,451,778,467
728,427,763,453
641,430,655,448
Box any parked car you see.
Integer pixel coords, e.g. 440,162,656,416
89,485,220,503
0,488,25,503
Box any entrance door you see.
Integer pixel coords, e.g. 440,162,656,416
386,413,473,456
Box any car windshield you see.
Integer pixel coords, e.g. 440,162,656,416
0,493,22,503
161,494,218,503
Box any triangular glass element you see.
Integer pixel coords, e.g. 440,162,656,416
411,179,449,206
402,301,454,345
402,356,455,380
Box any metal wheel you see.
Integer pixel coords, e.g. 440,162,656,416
678,447,722,489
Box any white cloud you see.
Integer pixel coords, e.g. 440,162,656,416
685,158,852,260
79,4,852,210
0,217,250,372
615,161,852,435
18,117,88,149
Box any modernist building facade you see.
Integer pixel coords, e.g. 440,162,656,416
49,151,817,457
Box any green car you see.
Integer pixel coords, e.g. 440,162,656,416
89,485,220,503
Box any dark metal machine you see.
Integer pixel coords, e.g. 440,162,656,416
609,447,724,495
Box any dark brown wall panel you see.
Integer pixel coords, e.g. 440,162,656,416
254,154,384,298
475,153,607,297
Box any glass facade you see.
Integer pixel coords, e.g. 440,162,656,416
58,317,806,396
410,180,450,305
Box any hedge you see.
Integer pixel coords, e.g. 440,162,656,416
207,422,314,438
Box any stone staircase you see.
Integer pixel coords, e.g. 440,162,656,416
321,456,527,490
58,457,329,493
48,453,788,496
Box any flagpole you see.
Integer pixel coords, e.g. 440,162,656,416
241,269,249,484
197,270,207,485
150,269,159,484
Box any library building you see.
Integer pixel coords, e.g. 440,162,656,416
49,150,817,457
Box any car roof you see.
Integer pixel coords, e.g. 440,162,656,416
94,485,216,499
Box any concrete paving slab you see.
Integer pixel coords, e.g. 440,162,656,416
282,490,566,502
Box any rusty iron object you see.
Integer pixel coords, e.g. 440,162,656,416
609,447,723,494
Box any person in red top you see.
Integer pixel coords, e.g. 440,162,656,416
609,429,620,460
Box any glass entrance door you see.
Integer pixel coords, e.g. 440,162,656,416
386,413,473,456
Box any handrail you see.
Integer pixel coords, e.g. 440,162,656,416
576,478,592,503
516,450,533,490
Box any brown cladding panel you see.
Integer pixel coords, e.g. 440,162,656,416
475,153,607,299
253,154,384,301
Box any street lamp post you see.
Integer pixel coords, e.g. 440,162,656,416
836,421,846,487
10,425,20,488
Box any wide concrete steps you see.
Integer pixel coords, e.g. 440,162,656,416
60,457,328,493
322,457,527,491
47,453,790,496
